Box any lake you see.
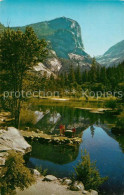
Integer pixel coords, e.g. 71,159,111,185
24,104,124,195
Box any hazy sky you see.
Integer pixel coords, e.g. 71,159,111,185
0,0,124,56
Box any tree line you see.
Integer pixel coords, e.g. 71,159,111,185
24,59,124,97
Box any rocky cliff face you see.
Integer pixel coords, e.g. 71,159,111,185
96,40,124,67
12,17,93,74
33,49,62,76
42,17,88,59
69,53,92,69
0,17,94,75
13,17,88,59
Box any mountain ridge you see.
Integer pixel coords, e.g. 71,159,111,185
12,17,89,59
96,40,124,67
0,17,95,75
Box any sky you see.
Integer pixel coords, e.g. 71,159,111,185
0,0,124,56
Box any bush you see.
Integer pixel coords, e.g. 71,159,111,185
0,151,35,195
74,150,108,191
36,166,48,176
20,109,36,126
105,99,117,109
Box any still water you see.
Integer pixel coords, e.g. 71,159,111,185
26,105,124,195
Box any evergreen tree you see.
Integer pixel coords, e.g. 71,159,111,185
0,151,35,195
69,64,75,84
74,150,108,191
75,64,82,85
0,27,48,128
90,58,97,83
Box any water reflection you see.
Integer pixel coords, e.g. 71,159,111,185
28,106,117,136
23,105,124,194
28,126,124,195
28,142,79,164
90,125,95,138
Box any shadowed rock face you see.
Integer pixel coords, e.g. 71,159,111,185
0,127,31,165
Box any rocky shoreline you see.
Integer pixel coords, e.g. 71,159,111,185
0,127,98,195
20,130,82,145
0,126,81,166
17,170,98,195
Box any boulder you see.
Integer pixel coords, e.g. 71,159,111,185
33,169,41,176
82,190,89,194
0,157,5,166
63,178,72,185
88,190,98,195
76,182,84,191
0,130,6,134
0,127,31,165
71,181,84,191
82,190,98,195
44,175,57,181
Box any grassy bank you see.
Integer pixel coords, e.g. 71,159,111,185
26,96,120,109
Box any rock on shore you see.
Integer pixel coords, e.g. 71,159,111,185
0,127,31,166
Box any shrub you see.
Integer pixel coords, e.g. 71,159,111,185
74,150,108,191
105,99,117,109
0,151,35,195
36,166,48,176
20,109,36,126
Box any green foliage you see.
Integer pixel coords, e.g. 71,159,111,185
116,112,124,130
0,27,48,73
0,151,35,195
16,60,124,102
0,23,5,33
13,23,55,38
36,60,124,99
20,109,36,126
0,27,48,128
105,99,117,109
36,166,48,176
89,58,97,83
74,150,108,190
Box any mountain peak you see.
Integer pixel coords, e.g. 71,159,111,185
12,17,87,58
49,16,78,24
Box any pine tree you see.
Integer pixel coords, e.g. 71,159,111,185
90,58,97,83
76,64,82,85
74,150,108,191
69,64,75,84
0,27,48,128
